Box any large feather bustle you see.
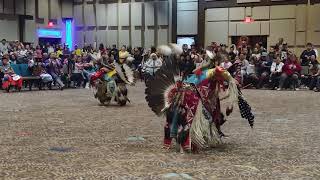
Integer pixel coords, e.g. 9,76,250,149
169,43,183,55
126,56,135,63
145,55,180,116
157,45,172,56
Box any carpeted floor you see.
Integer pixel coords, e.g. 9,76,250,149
0,82,319,179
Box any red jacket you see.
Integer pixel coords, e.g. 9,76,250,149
282,61,302,76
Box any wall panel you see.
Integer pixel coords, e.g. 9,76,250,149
75,31,85,48
3,0,14,14
296,5,306,31
24,20,36,43
97,30,107,47
307,32,320,46
308,4,320,31
245,7,252,17
177,0,198,2
260,21,270,35
74,5,84,26
85,30,96,46
0,0,3,13
62,0,73,18
131,30,142,47
119,3,129,26
15,0,25,15
229,22,237,36
177,11,197,35
177,2,198,11
270,19,295,45
145,2,155,26
107,30,118,47
50,0,60,19
237,22,260,36
252,6,270,20
0,19,19,41
96,4,107,26
107,3,118,26
119,30,129,47
131,3,142,26
237,0,260,3
158,1,169,25
229,7,245,21
295,32,306,46
38,0,48,20
270,5,296,19
84,4,95,26
158,29,168,45
205,21,228,46
206,8,228,21
144,30,155,48
26,0,35,16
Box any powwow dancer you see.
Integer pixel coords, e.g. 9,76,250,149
145,44,254,153
90,55,135,106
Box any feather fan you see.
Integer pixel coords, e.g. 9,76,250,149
115,63,135,84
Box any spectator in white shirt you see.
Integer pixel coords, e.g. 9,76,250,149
270,55,284,89
239,53,249,80
245,56,259,88
144,53,162,77
313,45,319,63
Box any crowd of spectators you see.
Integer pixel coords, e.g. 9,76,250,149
176,39,320,92
0,37,319,92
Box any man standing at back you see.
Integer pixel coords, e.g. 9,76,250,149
0,39,10,55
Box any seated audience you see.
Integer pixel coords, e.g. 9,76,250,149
45,53,65,90
270,55,284,89
278,54,302,90
256,52,273,88
220,55,232,70
308,55,320,91
0,55,23,91
300,43,317,66
239,53,249,85
245,56,259,87
28,56,53,89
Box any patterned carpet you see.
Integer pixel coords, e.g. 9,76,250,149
0,83,319,179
